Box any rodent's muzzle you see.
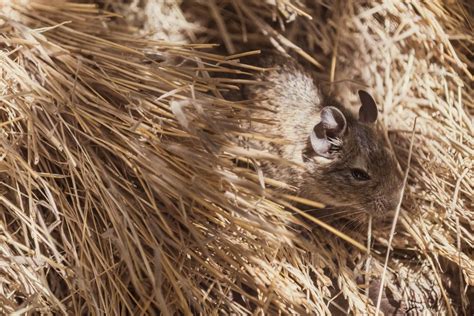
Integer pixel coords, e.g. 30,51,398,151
374,190,403,215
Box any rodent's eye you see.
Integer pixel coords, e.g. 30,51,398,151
350,168,370,181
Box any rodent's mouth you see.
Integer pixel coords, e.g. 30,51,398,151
306,192,399,221
321,202,395,221
315,205,371,221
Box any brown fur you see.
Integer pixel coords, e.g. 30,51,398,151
242,53,403,218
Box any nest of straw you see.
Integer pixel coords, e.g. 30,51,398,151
0,0,472,314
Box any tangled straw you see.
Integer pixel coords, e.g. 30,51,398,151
1,0,472,314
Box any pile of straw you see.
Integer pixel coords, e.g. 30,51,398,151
0,0,472,314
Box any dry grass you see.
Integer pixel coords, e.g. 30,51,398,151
0,0,472,315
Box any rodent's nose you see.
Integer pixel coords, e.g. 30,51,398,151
386,190,403,212
386,199,399,213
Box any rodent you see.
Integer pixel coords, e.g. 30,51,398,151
241,53,404,218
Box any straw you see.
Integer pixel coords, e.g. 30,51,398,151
1,0,472,314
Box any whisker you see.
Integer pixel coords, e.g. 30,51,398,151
311,210,367,221
338,216,363,232
321,211,366,221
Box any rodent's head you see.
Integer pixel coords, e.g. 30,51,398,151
301,91,404,218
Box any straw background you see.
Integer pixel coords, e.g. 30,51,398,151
0,0,472,315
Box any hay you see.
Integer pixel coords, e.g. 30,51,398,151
0,0,472,314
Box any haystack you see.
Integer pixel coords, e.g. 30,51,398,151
0,0,472,314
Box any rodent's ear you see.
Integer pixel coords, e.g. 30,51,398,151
310,106,346,158
358,90,378,123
